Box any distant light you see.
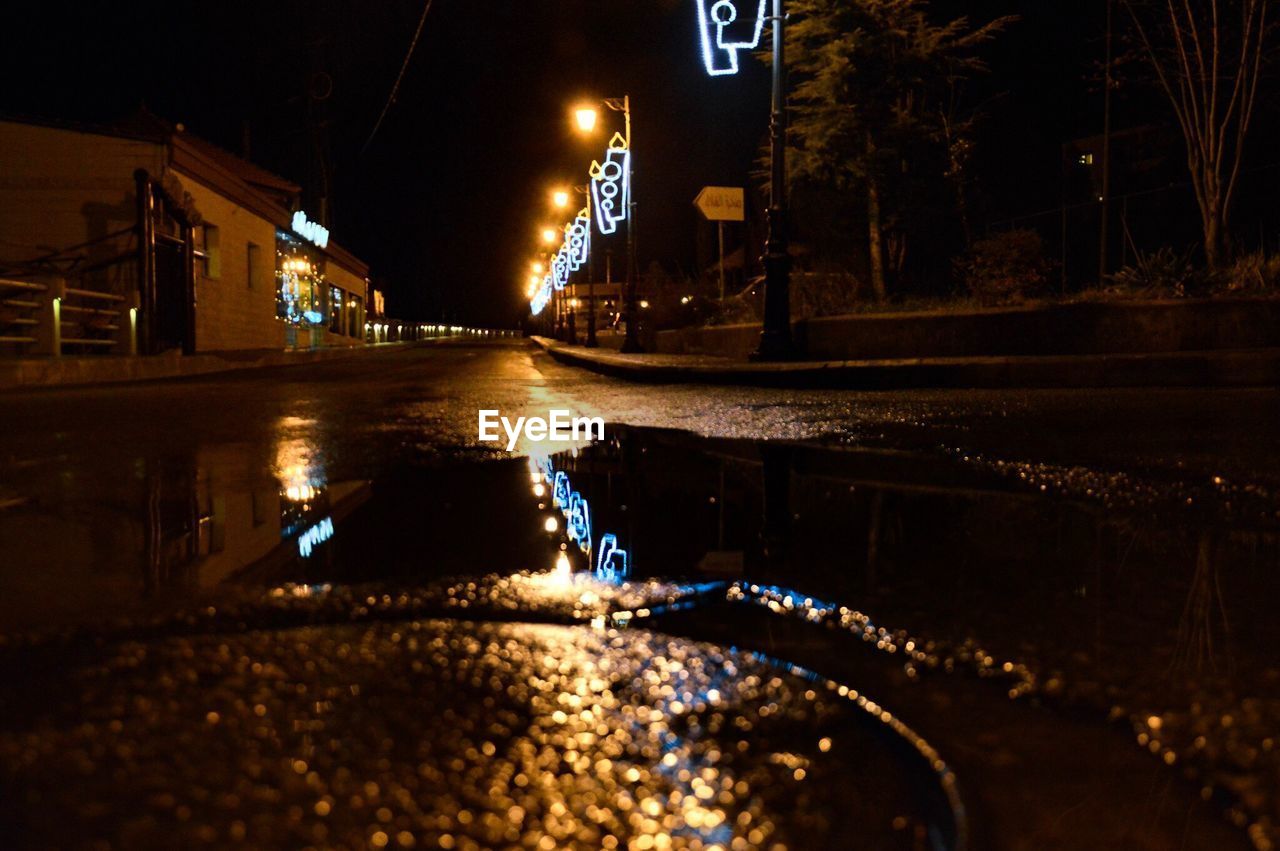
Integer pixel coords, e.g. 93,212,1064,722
532,260,545,274
639,300,650,309
544,516,559,533
574,106,600,134
533,482,546,498
681,296,691,304
541,228,559,244
552,190,571,209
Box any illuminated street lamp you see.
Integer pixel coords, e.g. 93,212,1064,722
574,107,600,134
552,189,571,209
573,96,640,353
531,260,545,274
541,227,559,245
696,0,796,361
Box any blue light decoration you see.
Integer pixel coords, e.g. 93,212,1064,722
553,471,571,509
590,133,631,236
567,211,591,271
534,453,626,571
567,492,592,554
596,533,630,583
298,516,335,558
696,0,768,76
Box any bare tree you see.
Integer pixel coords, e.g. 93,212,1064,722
1122,0,1269,269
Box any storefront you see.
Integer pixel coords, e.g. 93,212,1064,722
275,217,366,350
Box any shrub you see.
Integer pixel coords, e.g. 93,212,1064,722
956,230,1051,305
1221,250,1280,295
1107,246,1208,298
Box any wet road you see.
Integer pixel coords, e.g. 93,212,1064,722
3,339,1280,850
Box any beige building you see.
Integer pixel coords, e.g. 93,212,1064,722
0,112,368,355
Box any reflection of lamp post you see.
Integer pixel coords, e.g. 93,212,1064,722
574,97,640,353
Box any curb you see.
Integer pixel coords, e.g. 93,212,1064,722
0,340,439,392
532,337,1280,390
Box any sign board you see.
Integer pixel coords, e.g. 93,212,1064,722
694,186,745,222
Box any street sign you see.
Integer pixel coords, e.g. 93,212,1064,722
694,186,745,222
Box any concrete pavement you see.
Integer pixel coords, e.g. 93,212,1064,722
533,335,1280,389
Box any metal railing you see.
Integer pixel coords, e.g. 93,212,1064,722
0,277,137,358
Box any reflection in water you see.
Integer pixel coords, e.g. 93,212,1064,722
530,450,631,583
537,426,1280,848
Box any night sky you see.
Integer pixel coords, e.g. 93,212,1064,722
3,2,1149,325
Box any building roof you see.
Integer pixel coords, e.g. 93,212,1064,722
0,109,369,279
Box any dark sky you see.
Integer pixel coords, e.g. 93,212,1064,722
3,1,1130,325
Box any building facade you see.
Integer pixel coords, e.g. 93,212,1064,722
0,113,368,356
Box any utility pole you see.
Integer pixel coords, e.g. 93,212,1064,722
1099,0,1114,283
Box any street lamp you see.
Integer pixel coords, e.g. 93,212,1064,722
574,107,600,134
541,227,559,245
573,96,641,353
697,0,796,361
552,189,571,209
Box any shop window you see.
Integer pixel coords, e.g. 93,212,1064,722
329,286,343,333
347,295,363,337
201,224,221,278
247,242,261,290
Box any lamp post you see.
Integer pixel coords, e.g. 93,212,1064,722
756,0,795,360
575,96,640,353
698,0,795,360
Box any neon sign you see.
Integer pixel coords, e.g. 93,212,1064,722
291,210,330,249
590,133,631,236
696,0,768,77
567,492,592,554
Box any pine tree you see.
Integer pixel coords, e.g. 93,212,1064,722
781,0,1011,299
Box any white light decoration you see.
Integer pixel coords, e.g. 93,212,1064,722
566,210,591,271
530,279,552,315
590,133,631,236
291,210,330,248
696,0,768,76
552,247,571,291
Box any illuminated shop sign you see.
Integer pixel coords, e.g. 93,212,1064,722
696,0,768,77
292,210,330,249
298,516,335,558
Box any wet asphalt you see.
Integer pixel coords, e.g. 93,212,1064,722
1,338,1279,850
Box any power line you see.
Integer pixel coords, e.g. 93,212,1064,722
361,0,435,154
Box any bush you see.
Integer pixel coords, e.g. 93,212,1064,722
1221,251,1280,295
956,230,1051,305
1107,246,1208,298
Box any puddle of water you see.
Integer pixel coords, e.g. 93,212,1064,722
3,420,1279,846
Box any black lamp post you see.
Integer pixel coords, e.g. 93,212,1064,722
752,0,797,361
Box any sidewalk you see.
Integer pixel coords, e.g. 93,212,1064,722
533,336,1280,390
0,341,426,392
